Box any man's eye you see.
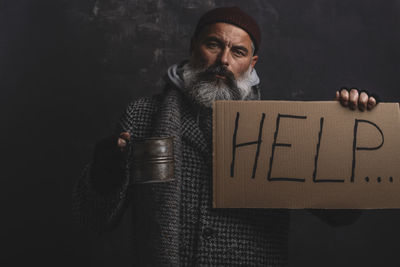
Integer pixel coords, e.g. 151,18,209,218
206,42,219,48
232,49,246,57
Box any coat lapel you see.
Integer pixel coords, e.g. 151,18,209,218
180,101,211,157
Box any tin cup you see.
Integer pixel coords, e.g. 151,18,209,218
129,137,174,184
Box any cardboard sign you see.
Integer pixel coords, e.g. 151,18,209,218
213,101,400,209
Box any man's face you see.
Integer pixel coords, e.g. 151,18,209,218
183,22,260,107
189,22,258,80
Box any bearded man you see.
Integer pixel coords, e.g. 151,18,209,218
73,7,378,266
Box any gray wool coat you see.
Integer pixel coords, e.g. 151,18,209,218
73,85,290,266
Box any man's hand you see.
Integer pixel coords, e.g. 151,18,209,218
335,88,378,111
91,132,131,193
93,132,131,168
117,132,131,151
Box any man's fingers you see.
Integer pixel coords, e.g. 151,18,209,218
335,91,340,101
367,97,377,110
119,132,131,141
340,89,350,107
349,89,359,110
117,132,131,150
117,138,127,148
337,88,379,111
358,92,369,111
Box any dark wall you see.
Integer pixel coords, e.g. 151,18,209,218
2,0,400,266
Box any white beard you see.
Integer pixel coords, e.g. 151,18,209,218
182,63,255,108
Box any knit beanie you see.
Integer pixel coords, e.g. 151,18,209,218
193,6,261,54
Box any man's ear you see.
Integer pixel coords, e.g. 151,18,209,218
251,55,258,68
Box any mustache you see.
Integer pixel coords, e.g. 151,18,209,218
200,64,235,82
197,64,241,99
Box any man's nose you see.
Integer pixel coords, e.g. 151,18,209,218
218,48,230,66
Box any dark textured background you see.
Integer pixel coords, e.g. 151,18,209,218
2,0,400,266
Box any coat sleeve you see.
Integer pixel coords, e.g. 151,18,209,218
72,98,155,233
72,161,130,233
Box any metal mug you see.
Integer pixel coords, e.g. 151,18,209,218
129,137,174,184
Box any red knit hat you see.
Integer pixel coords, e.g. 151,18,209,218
193,6,261,54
